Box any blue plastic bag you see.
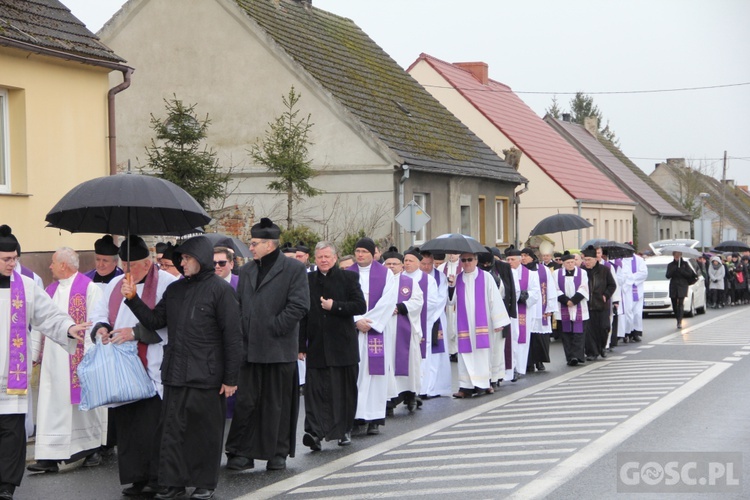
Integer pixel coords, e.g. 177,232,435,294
77,338,156,411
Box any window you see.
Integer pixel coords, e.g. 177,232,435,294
0,89,9,193
460,205,471,235
495,197,508,243
412,193,428,244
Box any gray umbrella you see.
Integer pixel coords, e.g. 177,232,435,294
420,233,489,254
529,214,593,236
659,245,702,258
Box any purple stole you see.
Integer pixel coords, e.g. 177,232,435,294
7,272,29,395
46,273,91,405
394,274,414,376
417,273,428,359
631,257,639,301
557,268,584,333
20,265,34,280
538,266,549,327
348,261,388,375
431,269,445,353
455,270,489,353
518,266,529,343
229,273,239,290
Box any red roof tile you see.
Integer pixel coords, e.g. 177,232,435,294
412,53,632,204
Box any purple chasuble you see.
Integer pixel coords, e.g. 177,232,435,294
46,273,91,405
394,274,413,376
431,269,445,353
7,272,29,395
538,266,549,327
518,266,529,343
455,270,489,353
348,261,388,375
631,257,639,301
557,269,584,333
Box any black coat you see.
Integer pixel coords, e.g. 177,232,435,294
299,266,366,368
125,236,243,389
666,258,696,299
494,260,517,318
586,262,617,311
237,248,310,364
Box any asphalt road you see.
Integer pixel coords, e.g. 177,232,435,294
17,306,750,499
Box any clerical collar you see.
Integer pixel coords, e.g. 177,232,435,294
93,267,119,283
565,270,576,276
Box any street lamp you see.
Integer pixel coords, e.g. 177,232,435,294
698,192,710,252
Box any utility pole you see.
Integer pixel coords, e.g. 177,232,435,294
719,150,727,241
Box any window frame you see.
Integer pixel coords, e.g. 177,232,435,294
0,88,10,193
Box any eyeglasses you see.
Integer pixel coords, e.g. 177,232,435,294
460,258,474,263
1,256,19,264
214,260,228,267
249,240,267,248
160,262,174,269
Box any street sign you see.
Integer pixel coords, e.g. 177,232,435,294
395,200,430,233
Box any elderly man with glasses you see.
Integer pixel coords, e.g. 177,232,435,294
447,251,510,399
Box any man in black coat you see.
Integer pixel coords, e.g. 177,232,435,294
123,235,242,500
225,218,310,472
666,251,697,329
299,242,366,450
582,246,616,360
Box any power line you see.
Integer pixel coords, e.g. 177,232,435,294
422,81,750,95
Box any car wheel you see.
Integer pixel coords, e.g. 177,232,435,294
685,297,696,317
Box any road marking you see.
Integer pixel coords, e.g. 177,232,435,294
723,356,742,361
638,344,655,349
732,351,750,356
651,308,750,345
327,460,556,478
301,482,518,499
621,350,641,354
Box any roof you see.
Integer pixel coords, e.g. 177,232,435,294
0,0,125,65
234,0,524,184
546,117,689,218
411,53,632,204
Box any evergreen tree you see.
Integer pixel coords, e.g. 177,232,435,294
250,86,323,230
569,92,619,147
545,95,562,119
144,96,229,210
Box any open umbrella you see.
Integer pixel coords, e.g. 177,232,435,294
201,233,252,259
713,240,750,253
581,240,635,259
420,233,489,254
530,214,593,236
657,244,702,258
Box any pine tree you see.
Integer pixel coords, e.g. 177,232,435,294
545,95,562,118
144,96,229,210
250,86,323,230
569,92,620,147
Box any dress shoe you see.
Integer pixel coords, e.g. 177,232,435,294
154,487,186,499
83,451,102,467
567,359,578,366
622,336,629,343
122,481,148,496
600,351,607,359
0,485,14,500
452,390,471,399
0,492,12,500
406,398,417,413
484,386,495,395
303,432,322,451
586,356,596,361
366,423,380,435
190,488,214,499
677,322,682,329
26,460,58,473
338,432,352,446
226,456,254,471
536,362,546,371
266,456,286,470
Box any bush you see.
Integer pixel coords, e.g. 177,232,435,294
338,229,367,258
280,225,320,263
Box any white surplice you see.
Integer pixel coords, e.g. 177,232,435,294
617,255,647,334
510,265,540,376
420,268,451,397
385,271,424,398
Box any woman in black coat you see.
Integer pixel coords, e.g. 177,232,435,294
665,251,697,330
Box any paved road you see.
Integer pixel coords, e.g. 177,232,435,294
17,307,750,499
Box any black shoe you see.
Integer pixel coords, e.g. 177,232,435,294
406,398,417,413
190,488,214,499
0,484,14,500
677,322,682,329
154,487,186,500
567,359,578,366
366,423,380,435
303,432,322,451
122,481,148,496
266,456,286,470
449,353,458,363
622,336,629,343
600,351,607,358
83,452,102,467
536,362,546,371
385,405,394,417
26,460,58,473
0,493,12,500
586,356,596,361
632,336,642,342
338,432,352,446
226,456,254,471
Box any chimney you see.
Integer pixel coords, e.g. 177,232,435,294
455,62,488,85
666,158,687,169
562,113,571,122
583,116,599,136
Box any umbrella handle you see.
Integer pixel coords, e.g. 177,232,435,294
123,272,137,300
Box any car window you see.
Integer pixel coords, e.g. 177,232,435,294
646,263,668,281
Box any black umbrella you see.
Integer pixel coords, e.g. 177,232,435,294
581,238,612,250
201,233,252,259
581,239,635,259
529,214,593,236
420,233,489,254
713,240,750,253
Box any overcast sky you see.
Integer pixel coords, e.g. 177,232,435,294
65,0,750,185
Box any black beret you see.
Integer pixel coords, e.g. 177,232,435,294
296,242,310,254
250,217,281,239
94,235,120,256
155,242,168,255
119,235,150,262
520,247,537,259
431,252,446,260
581,245,597,258
560,251,575,262
355,237,376,256
404,246,423,261
505,249,522,257
281,242,296,254
382,246,403,262
477,251,494,265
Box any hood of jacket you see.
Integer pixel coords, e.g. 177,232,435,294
175,235,215,280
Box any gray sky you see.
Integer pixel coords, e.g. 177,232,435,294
65,0,750,185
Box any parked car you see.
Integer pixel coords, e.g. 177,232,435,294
642,255,707,317
648,238,700,255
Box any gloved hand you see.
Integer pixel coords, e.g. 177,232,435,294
518,290,529,304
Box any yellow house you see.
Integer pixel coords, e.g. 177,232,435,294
0,0,131,276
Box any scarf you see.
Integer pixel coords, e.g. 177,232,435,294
394,274,413,376
518,265,529,343
7,272,28,395
348,261,388,375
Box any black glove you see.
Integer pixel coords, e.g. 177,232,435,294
518,290,529,304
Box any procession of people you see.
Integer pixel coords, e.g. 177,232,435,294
4,216,750,499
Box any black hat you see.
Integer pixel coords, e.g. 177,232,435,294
520,247,537,259
355,237,376,256
382,246,403,262
404,246,423,261
431,251,446,260
296,242,310,254
477,251,494,265
281,242,296,254
505,249,522,257
155,242,168,255
554,252,563,258
250,217,281,239
119,235,150,262
0,225,19,253
560,251,575,262
94,235,120,256
503,244,516,256
581,245,597,258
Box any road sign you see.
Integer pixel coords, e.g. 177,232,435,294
395,200,431,233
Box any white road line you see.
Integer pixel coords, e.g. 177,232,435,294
327,460,555,478
637,345,655,348
415,430,606,445
742,346,750,350
723,356,742,361
356,448,578,467
505,361,732,500
433,422,622,435
289,473,523,494
732,351,750,356
606,355,626,359
649,308,748,344
386,438,590,455
299,483,519,499
621,350,642,354
499,396,660,405
501,402,650,411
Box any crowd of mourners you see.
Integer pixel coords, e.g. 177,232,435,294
2,220,749,500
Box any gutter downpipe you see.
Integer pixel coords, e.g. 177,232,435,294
514,182,529,248
577,199,583,248
398,164,410,250
108,68,134,175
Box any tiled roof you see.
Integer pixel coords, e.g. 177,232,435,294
546,117,689,218
235,0,524,183
0,0,125,64
413,53,632,203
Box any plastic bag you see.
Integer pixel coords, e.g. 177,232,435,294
77,337,156,411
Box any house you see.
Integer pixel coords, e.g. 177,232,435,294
651,158,750,246
545,115,691,249
98,0,525,248
0,0,131,279
407,54,636,250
